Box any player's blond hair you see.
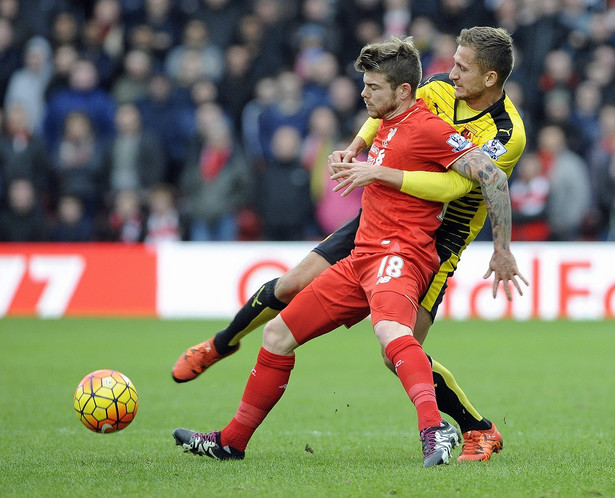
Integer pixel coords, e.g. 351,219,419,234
457,27,514,87
354,36,422,97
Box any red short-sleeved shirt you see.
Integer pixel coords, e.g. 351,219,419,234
281,100,478,339
353,99,476,280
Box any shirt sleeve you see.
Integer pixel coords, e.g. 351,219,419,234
356,117,381,147
400,169,476,202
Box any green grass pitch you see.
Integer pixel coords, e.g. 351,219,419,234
1,317,614,497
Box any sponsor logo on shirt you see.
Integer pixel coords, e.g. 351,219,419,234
481,139,507,160
446,133,473,152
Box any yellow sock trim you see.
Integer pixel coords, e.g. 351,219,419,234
227,308,281,346
432,358,483,422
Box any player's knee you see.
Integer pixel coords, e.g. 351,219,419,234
263,316,298,355
413,307,433,345
274,272,305,304
275,252,331,303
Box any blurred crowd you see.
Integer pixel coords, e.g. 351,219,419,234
0,0,614,243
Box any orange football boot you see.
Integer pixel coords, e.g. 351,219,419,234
172,338,239,383
457,423,503,461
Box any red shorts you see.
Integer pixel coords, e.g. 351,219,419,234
280,253,429,345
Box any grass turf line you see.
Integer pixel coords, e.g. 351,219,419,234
1,318,614,497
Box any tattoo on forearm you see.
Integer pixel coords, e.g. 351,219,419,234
454,151,511,250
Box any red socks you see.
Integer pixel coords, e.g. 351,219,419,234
385,335,441,431
221,347,295,451
221,336,438,451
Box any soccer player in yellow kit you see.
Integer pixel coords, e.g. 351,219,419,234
172,27,527,461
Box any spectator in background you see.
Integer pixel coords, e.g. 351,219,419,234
509,152,550,241
514,0,570,110
193,0,245,51
257,125,313,241
537,49,580,128
294,0,340,57
570,80,602,157
594,155,615,241
334,0,383,67
0,0,43,50
537,125,592,241
104,102,166,196
0,177,48,242
383,0,411,39
179,102,252,241
408,16,437,70
45,44,79,100
327,75,361,138
49,194,93,242
540,89,578,152
48,10,81,48
111,48,153,104
302,106,362,235
301,50,339,107
190,77,219,108
137,71,194,184
258,70,315,162
241,76,277,169
293,23,328,83
505,79,536,150
4,36,53,134
128,0,181,64
43,58,116,151
234,13,277,84
423,32,457,78
51,112,106,217
0,102,53,207
588,105,615,238
216,44,258,132
80,19,117,89
144,183,188,243
103,188,144,242
165,19,224,84
90,0,125,63
250,0,294,76
538,49,579,98
171,47,209,96
0,18,21,104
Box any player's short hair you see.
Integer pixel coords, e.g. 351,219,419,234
457,27,514,87
354,36,422,97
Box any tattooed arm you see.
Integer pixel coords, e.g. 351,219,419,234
450,148,528,299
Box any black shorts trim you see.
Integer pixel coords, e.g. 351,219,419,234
311,211,361,265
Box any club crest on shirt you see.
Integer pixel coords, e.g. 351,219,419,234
446,133,473,152
382,127,398,148
481,139,507,160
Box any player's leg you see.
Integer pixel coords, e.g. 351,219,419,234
171,213,360,383
170,251,331,383
366,257,460,467
417,286,503,461
174,262,357,459
173,313,298,459
214,251,332,354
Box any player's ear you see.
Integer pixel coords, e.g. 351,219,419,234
484,70,498,89
398,82,413,100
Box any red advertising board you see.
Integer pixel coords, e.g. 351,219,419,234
0,244,157,317
0,242,613,320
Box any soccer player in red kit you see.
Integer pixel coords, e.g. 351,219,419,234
173,36,507,467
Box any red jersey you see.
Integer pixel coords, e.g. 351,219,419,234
353,99,476,277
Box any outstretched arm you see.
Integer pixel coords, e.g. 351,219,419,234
328,159,475,203
450,148,528,300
